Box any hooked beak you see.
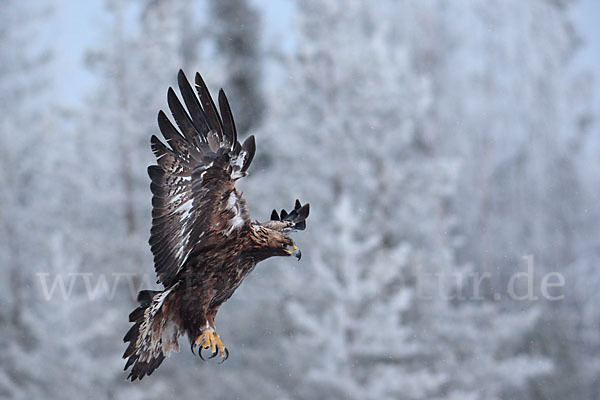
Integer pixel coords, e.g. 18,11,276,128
290,244,302,261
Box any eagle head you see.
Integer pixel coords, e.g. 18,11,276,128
250,226,302,261
282,238,302,260
269,231,301,260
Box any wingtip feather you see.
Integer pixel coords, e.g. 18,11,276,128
218,88,237,146
241,135,256,172
271,210,279,221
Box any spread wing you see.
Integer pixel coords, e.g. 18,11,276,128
148,70,256,287
260,200,310,233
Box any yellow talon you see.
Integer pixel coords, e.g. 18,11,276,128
194,328,227,357
195,331,209,347
214,335,226,357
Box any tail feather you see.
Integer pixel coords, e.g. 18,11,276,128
123,285,180,381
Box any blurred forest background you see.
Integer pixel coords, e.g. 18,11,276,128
1,0,600,399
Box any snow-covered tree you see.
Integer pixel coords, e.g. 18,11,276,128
209,0,265,134
2,0,597,398
0,1,59,397
416,1,598,398
254,1,552,398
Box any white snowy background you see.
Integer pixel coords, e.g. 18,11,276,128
1,0,599,399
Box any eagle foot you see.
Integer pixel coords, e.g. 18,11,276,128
193,328,229,362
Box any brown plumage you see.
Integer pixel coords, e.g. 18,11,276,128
123,70,309,381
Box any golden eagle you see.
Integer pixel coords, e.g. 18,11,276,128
123,70,309,380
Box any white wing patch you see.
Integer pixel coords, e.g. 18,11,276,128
227,214,246,235
226,191,238,210
224,191,245,236
172,170,209,275
230,150,248,180
231,151,246,168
